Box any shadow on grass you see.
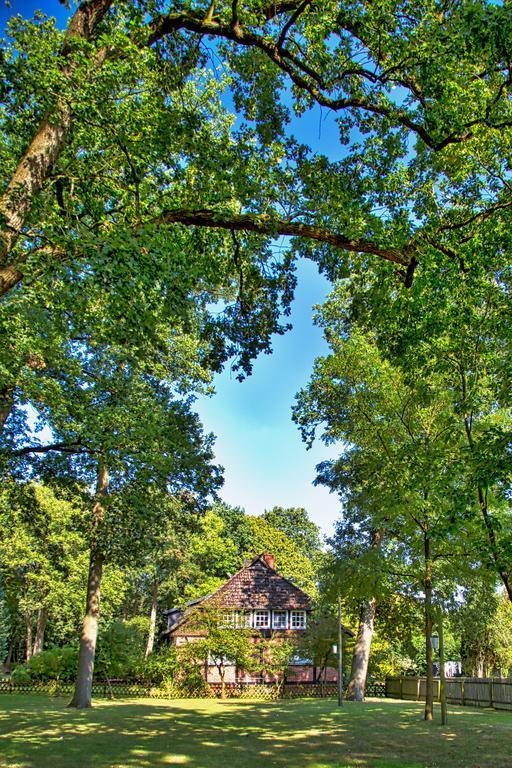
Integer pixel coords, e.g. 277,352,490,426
0,695,511,768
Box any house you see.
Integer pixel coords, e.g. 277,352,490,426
162,553,339,684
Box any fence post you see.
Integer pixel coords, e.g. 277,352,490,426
489,681,494,709
417,677,420,702
461,679,465,707
399,677,404,700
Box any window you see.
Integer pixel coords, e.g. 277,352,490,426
254,610,270,628
272,610,288,629
290,610,307,629
222,611,236,627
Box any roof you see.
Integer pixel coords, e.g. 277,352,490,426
214,555,311,610
162,554,312,637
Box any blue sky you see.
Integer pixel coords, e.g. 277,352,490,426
2,0,345,536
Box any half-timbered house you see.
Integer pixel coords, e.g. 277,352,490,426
162,553,338,684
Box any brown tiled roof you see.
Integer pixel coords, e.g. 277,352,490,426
161,555,312,639
211,555,311,610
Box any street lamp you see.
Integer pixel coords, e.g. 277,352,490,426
431,620,447,725
337,595,343,707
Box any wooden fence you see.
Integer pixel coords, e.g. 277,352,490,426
385,676,512,711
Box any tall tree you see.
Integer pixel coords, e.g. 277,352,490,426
294,331,484,718
262,506,322,559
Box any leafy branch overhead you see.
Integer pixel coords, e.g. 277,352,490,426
2,1,512,298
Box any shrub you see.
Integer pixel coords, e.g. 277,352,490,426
12,646,79,682
135,646,178,684
10,665,32,684
95,618,149,679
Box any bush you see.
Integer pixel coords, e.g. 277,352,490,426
12,646,79,682
135,646,178,684
95,618,149,679
10,665,32,684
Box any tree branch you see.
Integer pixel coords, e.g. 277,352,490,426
156,208,413,271
9,440,89,457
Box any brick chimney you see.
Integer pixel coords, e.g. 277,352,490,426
262,553,275,569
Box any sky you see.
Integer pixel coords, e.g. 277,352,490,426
1,0,346,537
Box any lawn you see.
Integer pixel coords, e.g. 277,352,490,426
0,695,511,768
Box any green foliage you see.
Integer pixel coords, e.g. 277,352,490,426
0,579,10,663
245,516,318,594
134,647,178,685
12,646,79,682
0,480,87,649
95,618,149,679
261,507,323,559
178,602,256,683
296,610,339,672
256,638,294,686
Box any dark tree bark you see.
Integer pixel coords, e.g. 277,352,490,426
32,606,48,656
69,456,108,708
145,579,159,658
0,386,14,432
424,531,434,721
24,609,32,663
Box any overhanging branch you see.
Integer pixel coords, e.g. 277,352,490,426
156,208,414,272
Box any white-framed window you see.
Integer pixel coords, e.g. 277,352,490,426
253,610,270,629
236,610,252,628
221,611,236,628
290,610,307,629
220,610,252,628
272,610,288,629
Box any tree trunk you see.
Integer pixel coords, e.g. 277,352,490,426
0,386,14,433
478,487,512,602
69,456,108,708
24,609,32,663
424,532,434,721
0,0,115,295
32,606,48,656
346,597,378,702
463,414,512,602
347,528,383,701
145,579,158,658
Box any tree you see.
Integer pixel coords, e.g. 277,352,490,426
262,506,322,559
6,339,223,708
176,601,256,698
5,0,512,310
245,515,318,594
0,480,86,661
294,330,485,719
296,609,339,686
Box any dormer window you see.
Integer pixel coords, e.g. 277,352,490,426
290,610,307,629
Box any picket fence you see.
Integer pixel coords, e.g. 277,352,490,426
386,676,512,711
0,679,368,700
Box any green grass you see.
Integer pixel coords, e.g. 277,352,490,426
0,695,511,768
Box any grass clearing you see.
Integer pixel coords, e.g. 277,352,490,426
0,695,511,768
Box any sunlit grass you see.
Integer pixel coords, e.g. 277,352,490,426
0,695,511,767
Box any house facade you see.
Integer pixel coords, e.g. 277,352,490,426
162,553,338,684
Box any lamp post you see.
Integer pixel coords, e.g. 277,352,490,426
437,609,447,725
337,595,343,707
431,615,447,725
